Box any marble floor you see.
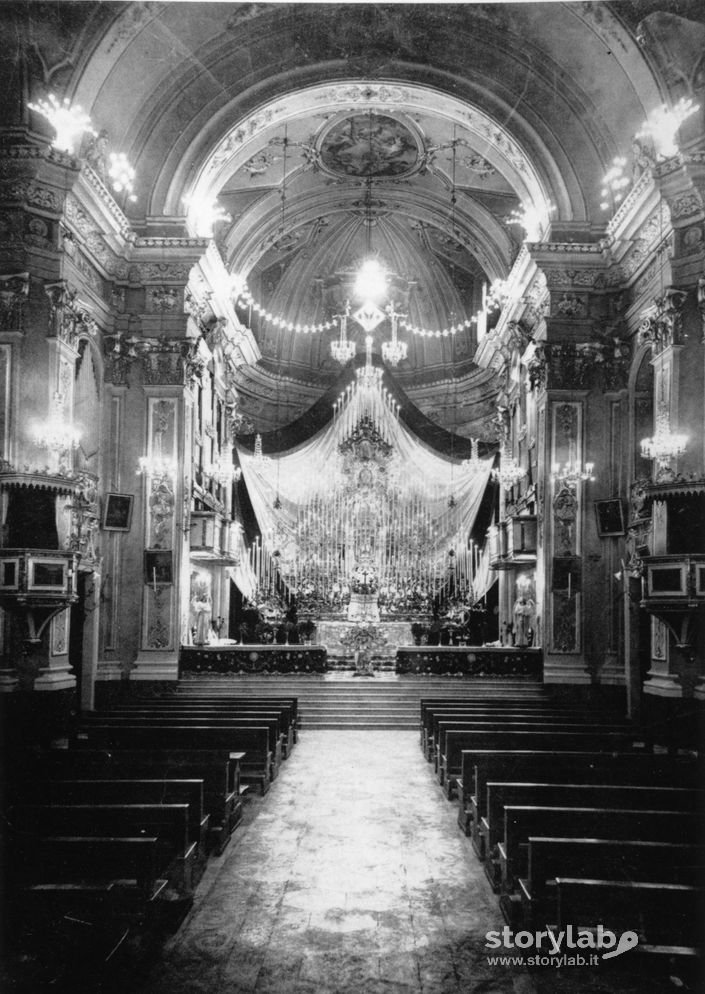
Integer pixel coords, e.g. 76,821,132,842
133,732,688,994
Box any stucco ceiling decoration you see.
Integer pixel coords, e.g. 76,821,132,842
183,81,555,234
318,111,424,179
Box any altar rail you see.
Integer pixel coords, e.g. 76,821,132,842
180,645,328,676
395,647,543,679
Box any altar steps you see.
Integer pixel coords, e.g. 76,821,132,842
176,676,546,729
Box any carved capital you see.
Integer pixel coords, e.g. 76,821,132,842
140,338,189,385
44,280,98,347
638,286,688,355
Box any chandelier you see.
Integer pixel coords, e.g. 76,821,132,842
137,455,175,479
205,454,242,486
552,460,595,489
331,302,355,365
253,433,271,466
33,392,81,456
491,442,526,491
381,301,408,367
137,411,175,479
356,335,384,391
27,93,96,153
463,437,483,473
641,403,687,469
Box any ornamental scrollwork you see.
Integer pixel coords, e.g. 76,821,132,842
525,338,630,392
637,287,688,356
44,280,98,348
0,272,29,332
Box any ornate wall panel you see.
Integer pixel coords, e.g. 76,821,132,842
549,401,583,654
140,397,178,653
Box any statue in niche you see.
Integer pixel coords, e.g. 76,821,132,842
513,595,536,648
190,573,212,646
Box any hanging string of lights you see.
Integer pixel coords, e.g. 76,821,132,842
232,281,475,338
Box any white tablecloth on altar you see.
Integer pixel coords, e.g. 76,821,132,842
346,592,380,622
315,620,413,657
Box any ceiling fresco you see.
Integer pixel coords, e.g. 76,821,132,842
319,112,422,178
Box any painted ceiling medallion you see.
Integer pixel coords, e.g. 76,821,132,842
319,113,421,178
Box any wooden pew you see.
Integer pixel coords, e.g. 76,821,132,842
75,725,272,795
499,806,698,897
13,881,134,984
420,702,622,756
555,877,703,958
24,835,162,899
520,838,705,929
110,700,297,756
26,748,241,854
482,782,700,861
172,694,299,739
458,750,699,846
429,715,633,771
80,713,283,779
440,729,639,797
11,803,196,892
24,779,210,861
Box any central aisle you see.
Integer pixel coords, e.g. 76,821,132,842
137,731,529,994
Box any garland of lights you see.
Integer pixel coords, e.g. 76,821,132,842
233,283,475,339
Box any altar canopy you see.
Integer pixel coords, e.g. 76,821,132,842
237,365,493,612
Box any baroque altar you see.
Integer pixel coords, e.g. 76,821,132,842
315,620,412,664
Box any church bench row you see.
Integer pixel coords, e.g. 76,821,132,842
444,737,701,959
519,838,705,930
555,878,702,957
172,692,299,723
498,806,699,897
419,700,621,752
17,835,163,899
80,712,284,778
426,715,635,772
14,881,138,985
10,779,211,857
109,699,298,755
458,750,700,850
439,728,640,797
76,724,273,795
16,748,243,854
10,803,197,893
419,707,624,760
481,782,701,864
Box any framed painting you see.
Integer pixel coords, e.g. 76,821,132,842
102,493,134,531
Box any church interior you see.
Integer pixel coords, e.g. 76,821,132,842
0,2,704,992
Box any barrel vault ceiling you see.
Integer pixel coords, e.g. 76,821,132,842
9,0,699,437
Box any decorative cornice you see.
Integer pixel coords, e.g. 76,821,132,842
80,163,135,241
0,465,84,494
525,241,603,255
652,153,686,179
134,236,209,249
605,170,653,239
0,142,78,171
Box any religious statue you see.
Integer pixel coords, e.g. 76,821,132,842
513,595,535,648
191,574,212,645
